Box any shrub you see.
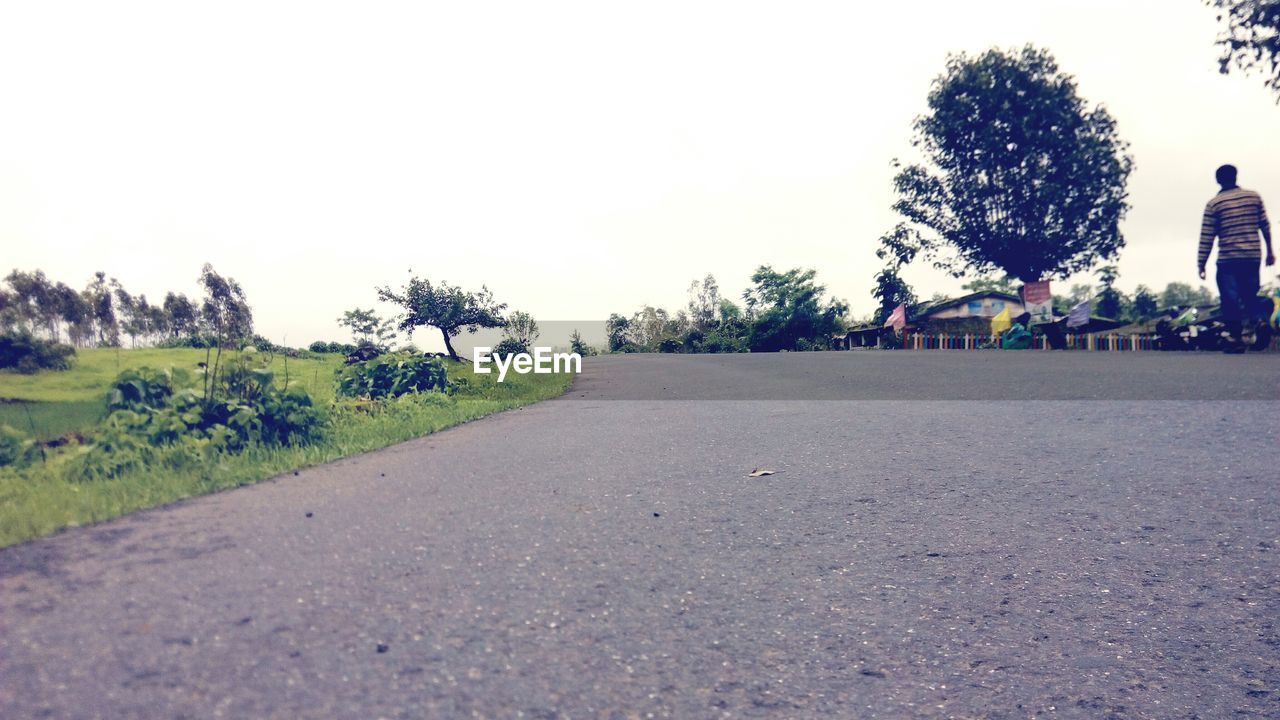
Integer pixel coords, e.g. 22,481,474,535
491,338,527,358
569,330,597,357
0,332,75,373
81,366,327,479
107,367,187,413
335,353,449,400
157,334,218,349
309,341,357,354
0,424,38,468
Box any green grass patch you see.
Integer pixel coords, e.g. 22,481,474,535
0,347,345,404
0,356,573,548
0,400,106,441
0,348,345,441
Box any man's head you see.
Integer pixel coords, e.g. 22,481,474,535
1215,164,1238,188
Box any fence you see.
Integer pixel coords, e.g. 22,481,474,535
899,331,1279,352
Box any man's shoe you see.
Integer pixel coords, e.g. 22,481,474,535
1223,343,1246,354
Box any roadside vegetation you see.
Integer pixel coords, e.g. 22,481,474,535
0,267,573,548
605,268,849,354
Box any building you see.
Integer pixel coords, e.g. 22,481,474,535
915,291,1025,322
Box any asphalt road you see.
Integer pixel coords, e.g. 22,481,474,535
2,352,1278,719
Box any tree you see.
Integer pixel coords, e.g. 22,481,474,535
163,292,199,339
338,308,397,349
889,45,1133,282
199,264,254,346
1094,265,1128,319
569,329,596,356
742,266,847,352
197,264,254,403
871,267,918,326
687,274,721,330
1132,285,1159,320
376,277,506,360
1208,0,1280,100
86,272,119,347
502,311,539,350
1159,282,1216,309
605,313,631,352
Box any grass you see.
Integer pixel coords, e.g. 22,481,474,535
0,346,345,404
0,351,574,548
0,400,106,441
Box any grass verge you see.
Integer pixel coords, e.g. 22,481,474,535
0,358,573,548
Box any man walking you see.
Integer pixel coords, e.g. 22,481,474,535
1198,164,1275,353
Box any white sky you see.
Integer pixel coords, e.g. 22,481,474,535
2,1,1277,345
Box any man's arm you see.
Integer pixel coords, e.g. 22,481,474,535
1261,198,1275,267
1198,202,1216,279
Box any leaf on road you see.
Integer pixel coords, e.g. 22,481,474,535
748,468,777,477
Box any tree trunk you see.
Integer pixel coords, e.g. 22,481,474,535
441,329,459,360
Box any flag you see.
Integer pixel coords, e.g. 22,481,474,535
990,306,1012,337
1022,280,1053,324
1066,298,1091,328
883,303,906,331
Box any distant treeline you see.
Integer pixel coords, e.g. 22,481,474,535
0,264,253,349
607,268,848,354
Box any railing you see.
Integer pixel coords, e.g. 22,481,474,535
897,331,1278,351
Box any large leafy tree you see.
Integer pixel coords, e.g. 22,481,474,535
1208,0,1280,100
887,45,1133,283
377,277,506,360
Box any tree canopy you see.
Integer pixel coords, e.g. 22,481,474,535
886,45,1134,283
742,266,847,352
376,277,506,360
1208,0,1280,100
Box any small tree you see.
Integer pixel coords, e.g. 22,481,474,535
569,329,596,356
1132,285,1159,320
605,313,631,352
198,264,254,402
338,308,397,349
376,277,506,360
163,292,200,339
1094,265,1128,319
871,267,918,326
502,311,540,349
687,274,721,330
1207,0,1280,101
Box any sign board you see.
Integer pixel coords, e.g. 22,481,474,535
1022,280,1053,324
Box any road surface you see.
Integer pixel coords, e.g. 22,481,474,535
2,352,1278,718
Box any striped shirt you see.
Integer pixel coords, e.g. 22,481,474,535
1199,187,1269,268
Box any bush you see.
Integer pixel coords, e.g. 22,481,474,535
309,341,357,354
0,424,38,468
568,331,597,357
157,334,218,349
0,332,75,373
335,353,450,400
81,366,327,479
492,338,527,358
107,367,186,413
